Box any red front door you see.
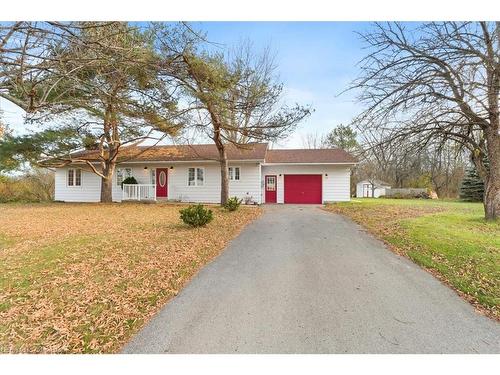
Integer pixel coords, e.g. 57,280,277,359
265,175,277,203
156,168,168,198
284,174,322,204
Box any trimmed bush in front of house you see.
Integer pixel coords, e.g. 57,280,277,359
222,196,242,211
121,176,138,188
179,204,214,227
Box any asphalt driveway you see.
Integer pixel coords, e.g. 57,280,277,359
123,205,500,353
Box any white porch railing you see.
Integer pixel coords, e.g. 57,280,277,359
122,184,156,201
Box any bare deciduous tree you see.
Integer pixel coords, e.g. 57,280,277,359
427,142,466,198
356,129,466,198
352,22,499,220
158,33,311,204
301,131,327,149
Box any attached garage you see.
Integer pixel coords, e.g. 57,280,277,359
284,174,322,204
260,148,357,204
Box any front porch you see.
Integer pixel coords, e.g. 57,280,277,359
122,184,157,201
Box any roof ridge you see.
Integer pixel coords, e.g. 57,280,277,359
265,147,358,164
134,142,269,148
268,148,346,151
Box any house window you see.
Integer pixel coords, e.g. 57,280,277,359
188,167,204,186
67,169,82,187
75,169,81,186
158,170,167,187
150,169,156,185
228,167,240,181
116,168,132,186
266,176,276,191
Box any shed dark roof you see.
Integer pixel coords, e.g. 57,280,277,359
265,148,357,164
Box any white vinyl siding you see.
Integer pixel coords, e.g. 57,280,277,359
55,162,262,203
167,162,261,203
55,168,120,202
54,162,352,204
261,165,351,203
55,167,135,202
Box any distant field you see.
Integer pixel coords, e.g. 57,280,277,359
0,203,261,353
324,198,499,320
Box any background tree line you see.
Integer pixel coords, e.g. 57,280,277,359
302,124,468,198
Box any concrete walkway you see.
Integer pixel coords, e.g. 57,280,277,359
123,205,500,353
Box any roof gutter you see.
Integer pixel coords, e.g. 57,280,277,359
261,162,358,166
63,159,266,165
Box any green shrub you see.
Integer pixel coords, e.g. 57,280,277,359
460,166,484,202
222,196,242,211
179,204,214,227
121,176,138,188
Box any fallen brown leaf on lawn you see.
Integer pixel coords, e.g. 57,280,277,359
0,203,261,353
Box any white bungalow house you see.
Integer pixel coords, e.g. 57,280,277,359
355,179,392,198
54,143,357,204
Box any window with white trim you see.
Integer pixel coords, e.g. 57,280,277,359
116,168,132,186
150,169,156,185
67,168,82,187
188,167,204,186
228,167,240,181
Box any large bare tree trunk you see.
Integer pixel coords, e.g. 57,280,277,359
210,114,230,205
484,176,500,221
100,161,115,203
99,104,119,203
484,130,500,220
215,137,229,205
219,151,229,205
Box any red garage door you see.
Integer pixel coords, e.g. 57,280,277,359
284,174,322,204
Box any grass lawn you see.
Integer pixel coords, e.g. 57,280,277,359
324,199,499,320
0,202,261,353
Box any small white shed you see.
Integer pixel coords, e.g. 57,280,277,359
356,180,391,198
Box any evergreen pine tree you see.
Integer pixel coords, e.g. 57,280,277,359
459,165,485,202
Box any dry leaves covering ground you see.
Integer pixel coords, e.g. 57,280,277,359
0,203,261,353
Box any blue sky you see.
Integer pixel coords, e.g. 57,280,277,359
197,22,372,147
0,22,374,148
